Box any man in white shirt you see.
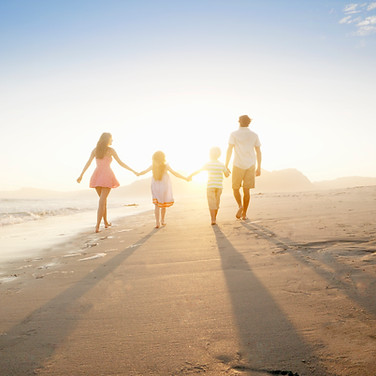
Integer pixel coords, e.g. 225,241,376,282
225,115,262,220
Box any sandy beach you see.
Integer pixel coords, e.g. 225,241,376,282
0,186,375,376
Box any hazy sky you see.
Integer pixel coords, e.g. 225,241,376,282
1,0,375,191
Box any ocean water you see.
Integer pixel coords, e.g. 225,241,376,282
0,198,94,227
0,197,151,265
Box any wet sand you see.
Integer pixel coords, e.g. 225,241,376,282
0,186,375,375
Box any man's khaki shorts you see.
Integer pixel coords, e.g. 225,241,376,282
207,188,222,210
232,165,256,190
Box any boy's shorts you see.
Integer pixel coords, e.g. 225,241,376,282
232,165,256,190
207,188,222,210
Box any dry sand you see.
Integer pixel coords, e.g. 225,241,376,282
0,186,375,376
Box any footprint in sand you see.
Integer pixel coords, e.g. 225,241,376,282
31,257,43,261
84,242,99,248
79,253,107,261
17,264,33,270
0,275,18,283
126,243,142,249
63,252,83,258
38,262,58,270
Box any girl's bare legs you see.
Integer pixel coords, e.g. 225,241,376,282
95,187,111,232
161,207,166,225
154,205,160,228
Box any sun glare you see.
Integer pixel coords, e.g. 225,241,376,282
191,171,209,184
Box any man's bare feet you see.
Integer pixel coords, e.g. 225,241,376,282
161,222,166,226
211,222,217,225
236,207,243,219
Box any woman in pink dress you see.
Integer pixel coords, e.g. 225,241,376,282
138,151,189,228
77,133,137,233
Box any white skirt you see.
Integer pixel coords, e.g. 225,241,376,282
151,173,174,208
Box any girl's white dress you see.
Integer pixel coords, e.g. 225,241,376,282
151,171,174,208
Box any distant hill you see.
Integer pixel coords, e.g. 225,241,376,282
111,177,204,199
111,168,315,197
254,168,314,192
313,176,376,190
1,170,375,199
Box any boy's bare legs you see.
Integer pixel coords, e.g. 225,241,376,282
161,207,166,225
210,209,218,225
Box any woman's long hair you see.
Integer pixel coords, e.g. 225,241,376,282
152,151,167,181
95,133,112,159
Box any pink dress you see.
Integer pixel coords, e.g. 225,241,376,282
151,171,174,208
90,156,120,189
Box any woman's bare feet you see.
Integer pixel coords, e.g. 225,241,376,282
104,222,112,228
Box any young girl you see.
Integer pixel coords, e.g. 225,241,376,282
138,151,189,228
77,132,138,233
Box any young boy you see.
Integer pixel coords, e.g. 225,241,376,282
189,147,230,225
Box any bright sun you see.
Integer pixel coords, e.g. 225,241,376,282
191,171,208,184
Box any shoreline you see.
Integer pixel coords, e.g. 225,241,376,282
0,200,151,267
0,207,154,285
0,187,375,375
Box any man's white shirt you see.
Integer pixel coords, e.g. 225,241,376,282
229,127,261,169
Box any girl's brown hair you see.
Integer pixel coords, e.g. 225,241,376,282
152,151,167,181
95,133,112,159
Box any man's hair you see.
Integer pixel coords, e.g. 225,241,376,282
239,115,251,127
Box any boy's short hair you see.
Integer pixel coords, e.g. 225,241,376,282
210,147,221,160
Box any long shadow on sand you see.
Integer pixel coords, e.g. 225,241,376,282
240,221,376,316
0,228,157,376
212,226,329,376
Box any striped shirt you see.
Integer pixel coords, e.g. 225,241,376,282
204,160,227,189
